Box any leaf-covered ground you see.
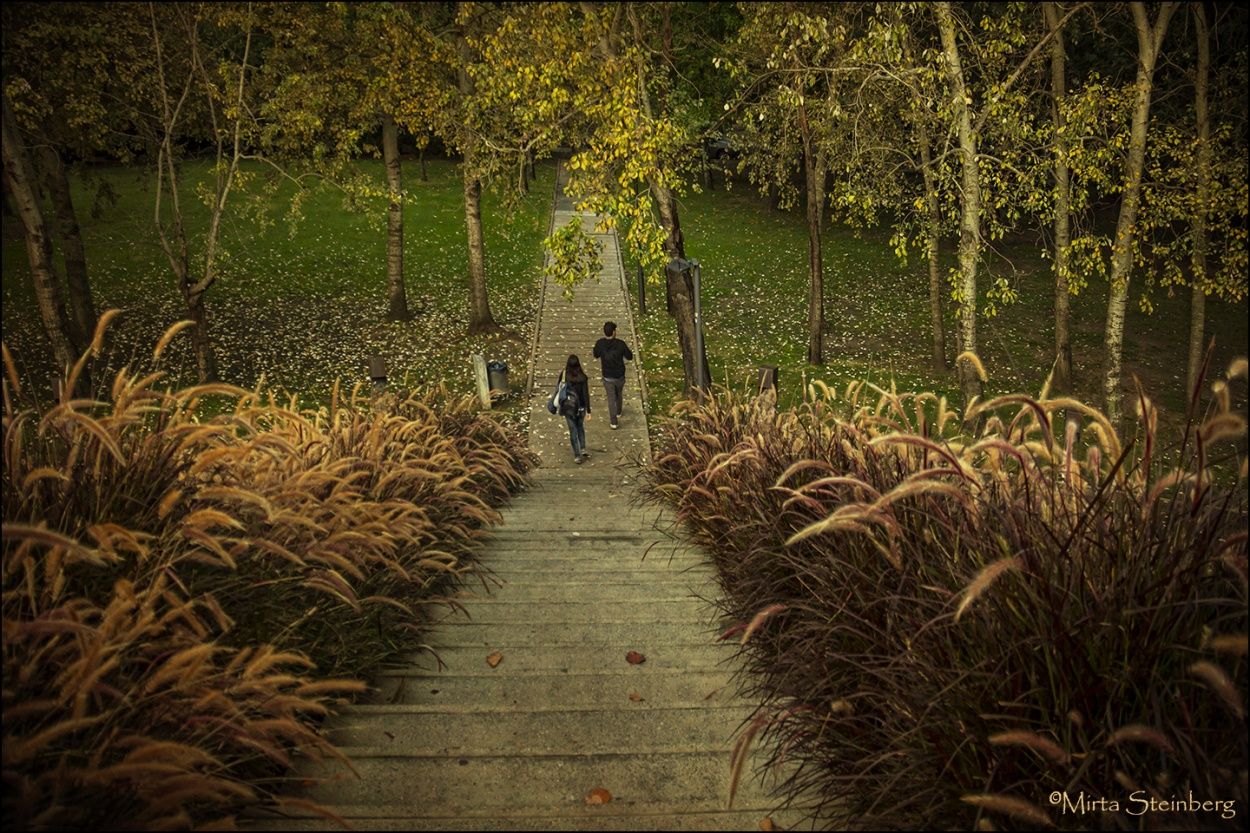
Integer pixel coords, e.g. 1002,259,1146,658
623,176,1248,434
2,158,552,429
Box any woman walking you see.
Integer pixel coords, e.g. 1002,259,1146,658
561,354,592,464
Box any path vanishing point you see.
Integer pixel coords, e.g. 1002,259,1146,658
250,161,805,831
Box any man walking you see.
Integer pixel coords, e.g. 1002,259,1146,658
593,321,633,430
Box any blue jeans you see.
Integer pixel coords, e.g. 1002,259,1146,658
564,413,586,459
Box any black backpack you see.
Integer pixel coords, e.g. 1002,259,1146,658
558,382,580,417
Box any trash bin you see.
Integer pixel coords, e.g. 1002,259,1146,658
487,361,508,393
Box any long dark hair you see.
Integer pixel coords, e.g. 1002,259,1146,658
565,354,587,384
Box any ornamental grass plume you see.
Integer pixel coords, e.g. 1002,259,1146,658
637,356,1247,830
3,315,537,829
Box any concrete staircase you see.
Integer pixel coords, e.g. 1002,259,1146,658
246,162,804,830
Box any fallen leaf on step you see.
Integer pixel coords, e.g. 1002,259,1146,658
625,650,646,664
629,692,644,702
486,651,503,668
759,819,784,831
585,788,612,805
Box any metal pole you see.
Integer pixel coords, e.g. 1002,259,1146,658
637,264,646,316
691,259,705,397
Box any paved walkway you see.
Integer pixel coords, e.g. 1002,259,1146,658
252,163,801,830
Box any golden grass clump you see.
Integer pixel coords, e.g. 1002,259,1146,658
3,318,537,829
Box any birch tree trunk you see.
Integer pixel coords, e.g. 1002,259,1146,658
2,94,78,376
1103,2,1177,426
458,6,500,335
936,3,984,411
382,112,411,321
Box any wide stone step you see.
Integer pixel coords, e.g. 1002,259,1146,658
372,668,739,709
464,573,718,591
431,599,717,625
276,750,788,816
326,705,753,755
449,586,717,606
478,544,694,562
478,562,711,579
480,534,689,549
387,644,738,675
255,808,794,831
424,620,725,647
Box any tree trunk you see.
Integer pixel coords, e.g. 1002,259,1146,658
1044,2,1073,396
1103,2,1177,426
38,143,97,347
1186,2,1210,402
419,143,428,181
382,113,410,321
655,179,707,399
936,3,983,411
463,161,498,334
185,288,217,383
458,5,500,336
917,120,947,371
2,95,79,375
800,99,824,366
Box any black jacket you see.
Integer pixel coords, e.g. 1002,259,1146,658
564,375,591,416
593,337,634,378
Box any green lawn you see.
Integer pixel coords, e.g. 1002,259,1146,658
2,157,553,413
623,178,1248,435
5,158,1245,439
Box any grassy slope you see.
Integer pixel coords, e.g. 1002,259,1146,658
622,177,1248,436
2,157,553,415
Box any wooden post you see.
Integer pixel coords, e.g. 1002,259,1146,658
472,353,491,409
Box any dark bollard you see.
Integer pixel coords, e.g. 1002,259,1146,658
757,365,778,396
368,355,388,396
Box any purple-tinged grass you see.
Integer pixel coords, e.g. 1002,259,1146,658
637,355,1247,830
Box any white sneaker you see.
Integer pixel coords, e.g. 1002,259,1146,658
610,423,618,430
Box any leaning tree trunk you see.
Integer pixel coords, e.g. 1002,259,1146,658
382,113,411,322
38,143,97,347
1186,1,1211,402
2,95,79,377
1103,1,1176,426
1044,2,1074,396
936,3,984,411
655,179,707,399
